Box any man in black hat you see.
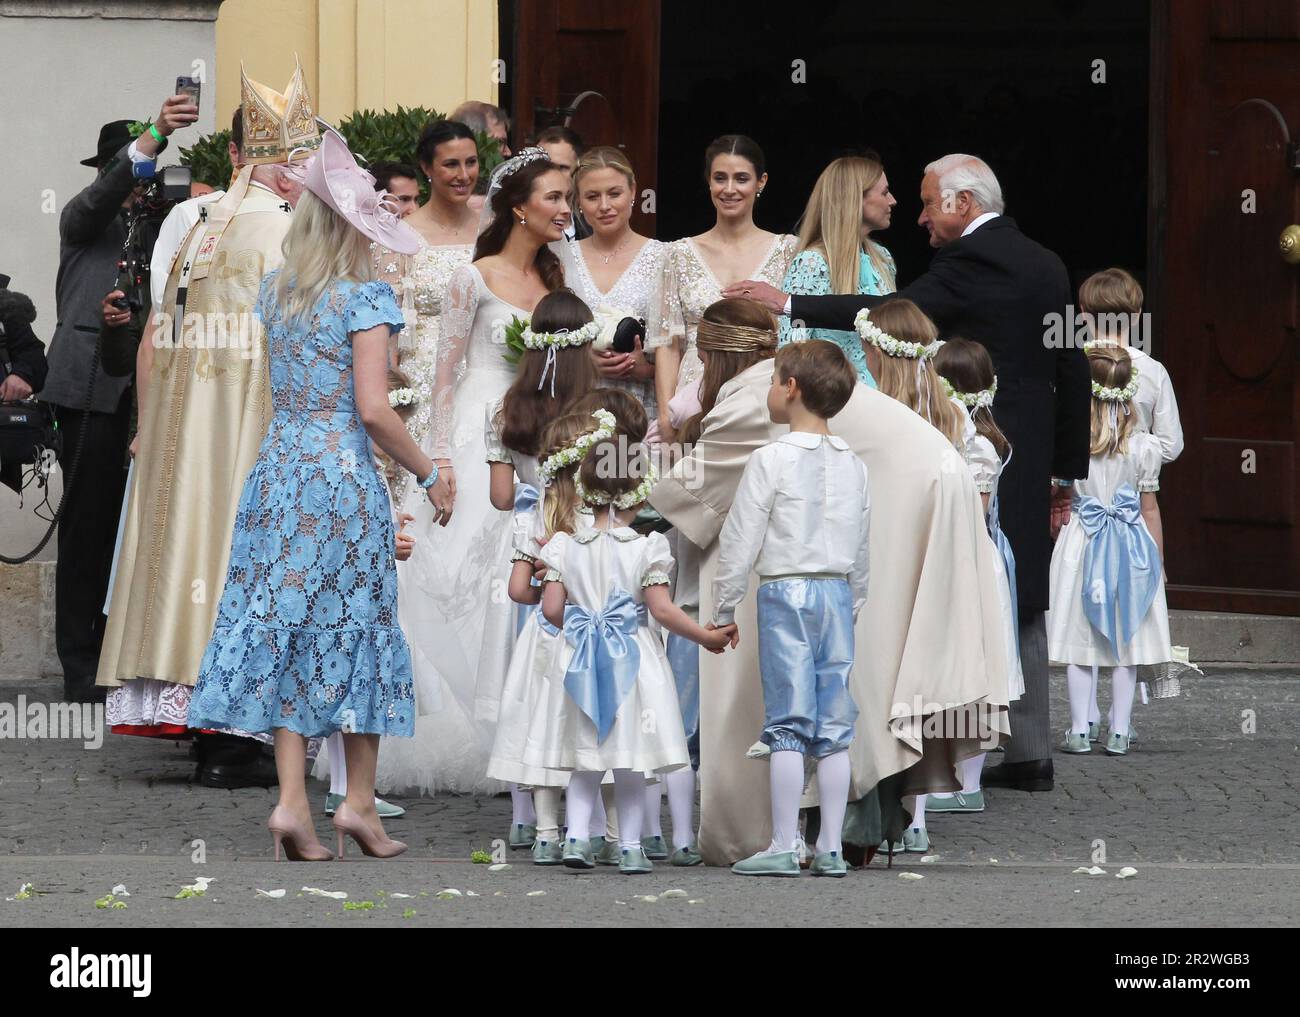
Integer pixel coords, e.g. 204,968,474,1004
39,93,197,703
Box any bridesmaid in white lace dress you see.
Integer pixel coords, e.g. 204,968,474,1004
650,135,797,445
389,120,480,512
552,146,663,420
376,149,573,796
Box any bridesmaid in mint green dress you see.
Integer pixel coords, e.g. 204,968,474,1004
778,154,899,388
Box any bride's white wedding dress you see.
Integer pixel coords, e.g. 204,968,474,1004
375,262,525,795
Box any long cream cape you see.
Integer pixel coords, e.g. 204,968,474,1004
97,169,291,688
650,359,1010,864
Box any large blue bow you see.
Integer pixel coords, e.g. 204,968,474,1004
1076,485,1160,657
563,589,644,742
988,491,1020,659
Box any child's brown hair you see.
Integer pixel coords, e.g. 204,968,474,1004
774,339,857,419
932,338,1011,461
496,289,599,457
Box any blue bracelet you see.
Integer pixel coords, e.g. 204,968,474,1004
418,464,439,489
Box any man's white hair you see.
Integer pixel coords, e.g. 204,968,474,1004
924,154,1004,215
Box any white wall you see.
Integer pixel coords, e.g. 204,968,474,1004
0,1,219,562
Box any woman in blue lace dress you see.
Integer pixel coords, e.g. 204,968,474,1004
778,154,898,387
188,132,437,861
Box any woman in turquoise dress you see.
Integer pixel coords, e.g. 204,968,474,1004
778,154,898,387
188,132,438,861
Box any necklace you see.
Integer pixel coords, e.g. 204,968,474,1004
590,234,632,265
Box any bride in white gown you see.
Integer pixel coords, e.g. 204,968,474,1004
376,149,574,795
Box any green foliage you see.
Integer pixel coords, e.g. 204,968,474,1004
179,129,234,190
178,105,505,201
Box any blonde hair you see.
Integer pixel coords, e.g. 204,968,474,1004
1088,345,1136,456
275,189,375,326
538,413,602,539
796,156,895,295
573,145,636,192
866,299,965,448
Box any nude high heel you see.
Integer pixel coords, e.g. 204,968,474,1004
331,800,408,859
268,805,335,861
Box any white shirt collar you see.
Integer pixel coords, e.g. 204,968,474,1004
961,211,1000,237
779,432,849,451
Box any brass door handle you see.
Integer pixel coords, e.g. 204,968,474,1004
1280,224,1300,263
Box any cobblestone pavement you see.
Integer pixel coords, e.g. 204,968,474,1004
2,668,1297,927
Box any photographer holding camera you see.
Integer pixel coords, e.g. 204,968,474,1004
39,92,198,703
0,275,50,494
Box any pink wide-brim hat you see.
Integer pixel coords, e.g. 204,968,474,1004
303,130,421,255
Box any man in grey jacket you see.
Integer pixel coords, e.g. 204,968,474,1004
40,93,197,702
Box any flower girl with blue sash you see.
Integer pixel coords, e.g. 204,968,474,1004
482,291,601,849
930,338,1024,815
523,414,736,874
1046,345,1170,757
487,408,611,864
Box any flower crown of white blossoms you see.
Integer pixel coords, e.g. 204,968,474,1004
388,388,417,408
574,460,659,510
522,318,601,350
1091,365,1140,403
538,409,616,485
940,375,998,410
854,308,930,359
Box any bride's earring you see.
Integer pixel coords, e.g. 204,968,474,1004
518,216,527,225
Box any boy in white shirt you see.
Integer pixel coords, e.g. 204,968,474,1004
712,340,870,878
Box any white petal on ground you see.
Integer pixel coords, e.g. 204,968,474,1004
488,863,511,872
1116,867,1139,879
526,890,547,897
301,886,348,899
389,893,413,899
920,855,940,864
111,884,130,897
898,872,925,881
255,888,286,899
1072,866,1107,876
658,889,689,899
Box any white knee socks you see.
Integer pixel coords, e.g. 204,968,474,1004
564,771,602,843
1088,664,1102,725
612,769,645,850
533,786,561,842
1110,665,1137,736
326,732,347,796
768,750,805,854
509,783,536,827
600,780,618,841
959,753,986,793
814,751,850,855
643,781,664,837
1067,664,1094,736
665,767,697,849
588,781,608,839
910,793,927,832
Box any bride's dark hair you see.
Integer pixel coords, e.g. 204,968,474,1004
473,158,566,292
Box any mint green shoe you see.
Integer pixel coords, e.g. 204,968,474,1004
1104,732,1131,756
669,844,703,866
531,838,564,865
594,838,621,866
1088,721,1101,743
1128,725,1139,744
731,849,801,877
323,792,406,819
508,823,537,850
641,835,669,860
619,846,654,874
562,837,594,869
902,827,930,853
926,790,985,814
1062,731,1091,754
589,834,606,855
810,850,848,877
878,838,905,855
